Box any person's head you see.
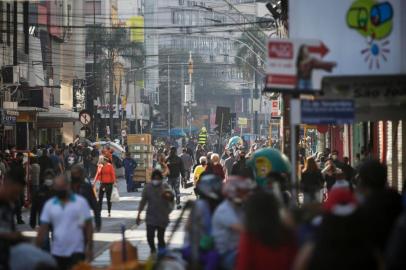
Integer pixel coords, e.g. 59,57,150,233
332,150,339,161
151,170,163,187
206,152,213,162
126,152,131,158
98,155,107,165
197,144,202,150
343,157,350,165
53,175,70,200
244,191,291,247
196,174,223,204
0,168,26,202
49,148,54,155
304,157,318,173
296,45,310,66
211,153,220,165
170,146,177,156
16,152,24,162
355,153,361,160
238,148,247,160
43,169,55,187
182,148,187,153
223,176,256,205
357,159,387,194
70,164,85,186
199,156,207,166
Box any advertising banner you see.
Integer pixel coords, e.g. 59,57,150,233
289,0,405,89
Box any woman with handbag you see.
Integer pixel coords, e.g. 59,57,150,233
94,156,116,217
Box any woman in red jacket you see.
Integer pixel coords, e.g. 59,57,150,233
94,156,116,217
236,191,297,270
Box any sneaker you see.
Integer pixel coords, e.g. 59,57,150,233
108,212,111,217
176,204,182,210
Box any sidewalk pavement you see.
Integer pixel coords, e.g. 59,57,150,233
92,180,195,266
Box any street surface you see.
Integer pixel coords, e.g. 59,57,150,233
18,175,194,265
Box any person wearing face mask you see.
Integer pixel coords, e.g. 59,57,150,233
70,165,101,232
136,170,174,254
36,175,93,270
212,176,255,270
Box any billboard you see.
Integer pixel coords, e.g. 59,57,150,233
289,0,405,89
127,16,144,43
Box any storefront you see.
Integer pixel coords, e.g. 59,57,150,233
0,110,18,149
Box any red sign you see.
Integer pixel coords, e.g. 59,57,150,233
268,42,293,59
271,100,280,118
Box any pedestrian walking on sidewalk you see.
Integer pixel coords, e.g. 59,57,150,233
136,170,174,254
94,156,116,217
123,152,138,192
166,146,185,209
36,175,93,270
71,164,101,232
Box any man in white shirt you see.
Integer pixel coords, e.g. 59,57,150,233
36,175,93,270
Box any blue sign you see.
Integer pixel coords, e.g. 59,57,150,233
301,100,354,125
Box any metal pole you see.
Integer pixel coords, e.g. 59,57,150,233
167,55,170,136
181,63,184,130
109,50,114,140
251,80,254,135
93,0,97,140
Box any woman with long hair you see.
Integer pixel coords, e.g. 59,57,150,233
236,191,297,270
94,156,116,217
301,157,324,203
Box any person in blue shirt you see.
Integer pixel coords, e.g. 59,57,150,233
123,152,138,192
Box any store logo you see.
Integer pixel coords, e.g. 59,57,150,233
346,0,393,69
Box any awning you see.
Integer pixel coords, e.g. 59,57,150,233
38,106,79,122
14,106,48,113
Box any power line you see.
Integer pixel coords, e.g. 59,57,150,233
0,18,274,29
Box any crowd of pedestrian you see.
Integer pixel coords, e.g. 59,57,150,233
1,136,405,270
150,139,406,270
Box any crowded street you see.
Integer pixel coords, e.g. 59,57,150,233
1,0,406,270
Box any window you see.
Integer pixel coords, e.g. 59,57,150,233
179,0,185,5
84,1,101,16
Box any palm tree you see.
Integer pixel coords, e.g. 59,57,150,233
86,26,144,137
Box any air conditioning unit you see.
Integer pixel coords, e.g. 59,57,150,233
1,65,22,85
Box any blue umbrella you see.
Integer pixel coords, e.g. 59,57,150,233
170,128,187,137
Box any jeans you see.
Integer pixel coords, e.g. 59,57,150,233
54,253,85,270
168,177,180,204
125,174,134,192
146,224,166,253
98,183,113,213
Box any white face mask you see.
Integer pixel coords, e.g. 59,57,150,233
44,179,53,187
151,180,161,186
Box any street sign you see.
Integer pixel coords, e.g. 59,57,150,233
79,110,92,126
266,39,336,91
238,117,248,126
271,100,280,118
301,99,355,125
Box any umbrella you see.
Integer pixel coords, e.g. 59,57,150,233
226,136,243,150
92,141,125,153
170,128,186,137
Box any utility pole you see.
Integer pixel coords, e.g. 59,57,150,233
181,63,184,130
93,0,98,140
167,55,170,136
109,50,114,139
188,51,193,136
